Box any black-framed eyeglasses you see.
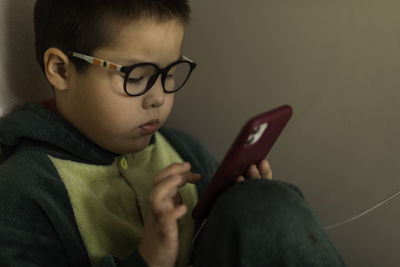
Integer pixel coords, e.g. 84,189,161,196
65,51,197,97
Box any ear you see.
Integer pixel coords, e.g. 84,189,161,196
43,48,71,91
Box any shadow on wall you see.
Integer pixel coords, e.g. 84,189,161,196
3,0,51,112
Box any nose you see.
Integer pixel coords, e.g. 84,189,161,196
142,75,165,109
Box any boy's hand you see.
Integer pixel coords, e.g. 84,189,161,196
236,159,272,183
139,162,201,267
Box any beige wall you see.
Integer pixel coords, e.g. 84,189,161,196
0,0,51,116
168,1,400,266
1,0,400,266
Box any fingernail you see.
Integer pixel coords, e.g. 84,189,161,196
184,162,191,169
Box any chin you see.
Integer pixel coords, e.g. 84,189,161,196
115,135,153,154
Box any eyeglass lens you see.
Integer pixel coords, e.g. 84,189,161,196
125,62,192,96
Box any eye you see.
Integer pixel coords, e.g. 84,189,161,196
127,76,144,84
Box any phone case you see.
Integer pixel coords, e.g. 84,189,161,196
192,105,293,220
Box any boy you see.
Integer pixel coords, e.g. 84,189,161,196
0,0,345,266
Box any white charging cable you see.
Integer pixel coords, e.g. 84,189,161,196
324,189,400,231
190,186,400,233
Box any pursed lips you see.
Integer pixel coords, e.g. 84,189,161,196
139,119,160,133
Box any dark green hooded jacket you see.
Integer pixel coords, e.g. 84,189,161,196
0,103,218,267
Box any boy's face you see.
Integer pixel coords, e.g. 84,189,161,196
58,18,185,154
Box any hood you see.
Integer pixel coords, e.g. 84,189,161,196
0,103,116,165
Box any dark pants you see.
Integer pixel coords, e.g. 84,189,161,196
193,179,345,267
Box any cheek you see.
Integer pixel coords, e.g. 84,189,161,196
78,75,139,127
161,94,175,120
97,98,143,131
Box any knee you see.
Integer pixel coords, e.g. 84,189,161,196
208,179,310,227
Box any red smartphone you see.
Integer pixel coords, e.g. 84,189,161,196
192,105,293,220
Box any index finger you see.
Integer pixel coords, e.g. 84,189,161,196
150,175,184,212
154,162,191,184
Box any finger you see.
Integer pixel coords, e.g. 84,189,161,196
154,162,191,185
235,176,246,183
173,192,183,206
259,159,272,180
150,175,184,213
157,162,191,180
247,164,261,179
171,204,187,220
173,172,201,187
186,173,201,184
157,205,187,231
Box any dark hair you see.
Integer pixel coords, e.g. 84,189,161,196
34,0,191,72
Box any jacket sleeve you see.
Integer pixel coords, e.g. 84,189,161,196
0,184,71,266
98,252,148,267
0,163,150,267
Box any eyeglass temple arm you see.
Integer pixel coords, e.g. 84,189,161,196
66,51,123,72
